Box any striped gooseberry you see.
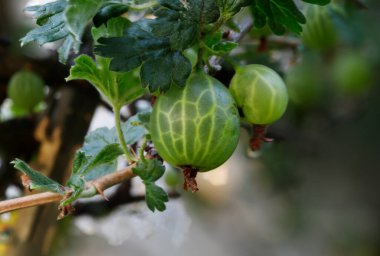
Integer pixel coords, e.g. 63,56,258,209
150,72,240,191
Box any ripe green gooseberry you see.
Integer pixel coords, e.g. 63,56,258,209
229,64,288,125
150,72,240,172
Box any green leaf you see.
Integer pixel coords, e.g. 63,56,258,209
24,0,67,25
92,16,131,42
145,183,169,212
71,144,122,177
21,11,68,46
84,144,123,173
303,0,330,5
132,158,165,182
66,54,145,106
11,159,65,194
81,115,147,157
84,161,117,181
64,0,105,42
134,111,151,131
133,158,168,212
140,51,192,92
95,0,219,92
21,0,113,63
154,0,220,50
21,0,75,63
251,0,307,34
202,32,238,55
217,0,252,18
93,2,129,27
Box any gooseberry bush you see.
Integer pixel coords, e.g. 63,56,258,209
5,0,336,217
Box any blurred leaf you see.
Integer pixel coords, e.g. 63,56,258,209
303,0,330,5
11,159,65,194
93,2,129,27
64,0,105,41
251,0,306,34
217,0,252,18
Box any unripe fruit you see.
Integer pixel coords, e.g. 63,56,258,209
331,52,371,95
229,64,288,125
301,5,337,50
7,70,45,111
150,72,240,172
285,59,324,107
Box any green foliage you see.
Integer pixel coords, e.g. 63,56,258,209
95,0,225,92
82,114,148,157
251,0,330,35
133,159,169,212
20,0,125,63
11,159,65,194
217,0,252,18
67,55,144,107
15,0,346,215
93,2,129,27
202,32,238,55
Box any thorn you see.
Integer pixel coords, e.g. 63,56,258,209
57,204,74,220
93,183,109,201
20,174,32,191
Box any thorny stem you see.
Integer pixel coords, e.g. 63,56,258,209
114,106,136,163
0,164,136,215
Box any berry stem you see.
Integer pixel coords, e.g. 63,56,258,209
182,167,199,193
113,106,136,163
249,124,274,151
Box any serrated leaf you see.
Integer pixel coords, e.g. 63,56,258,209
84,161,117,181
140,51,191,92
93,2,129,27
21,0,76,63
132,158,165,182
145,183,169,212
20,12,68,46
92,16,131,42
64,0,105,42
81,115,147,157
66,54,145,107
85,143,123,172
72,151,88,174
24,0,66,25
71,144,122,176
154,0,220,50
95,0,220,92
11,158,65,194
202,32,238,55
303,0,330,5
21,0,115,63
251,0,307,34
217,0,252,18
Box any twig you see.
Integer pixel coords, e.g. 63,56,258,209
0,164,136,214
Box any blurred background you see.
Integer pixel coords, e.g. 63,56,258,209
0,0,379,255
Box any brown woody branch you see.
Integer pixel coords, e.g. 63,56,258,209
0,164,136,214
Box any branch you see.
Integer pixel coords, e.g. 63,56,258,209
0,164,136,214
